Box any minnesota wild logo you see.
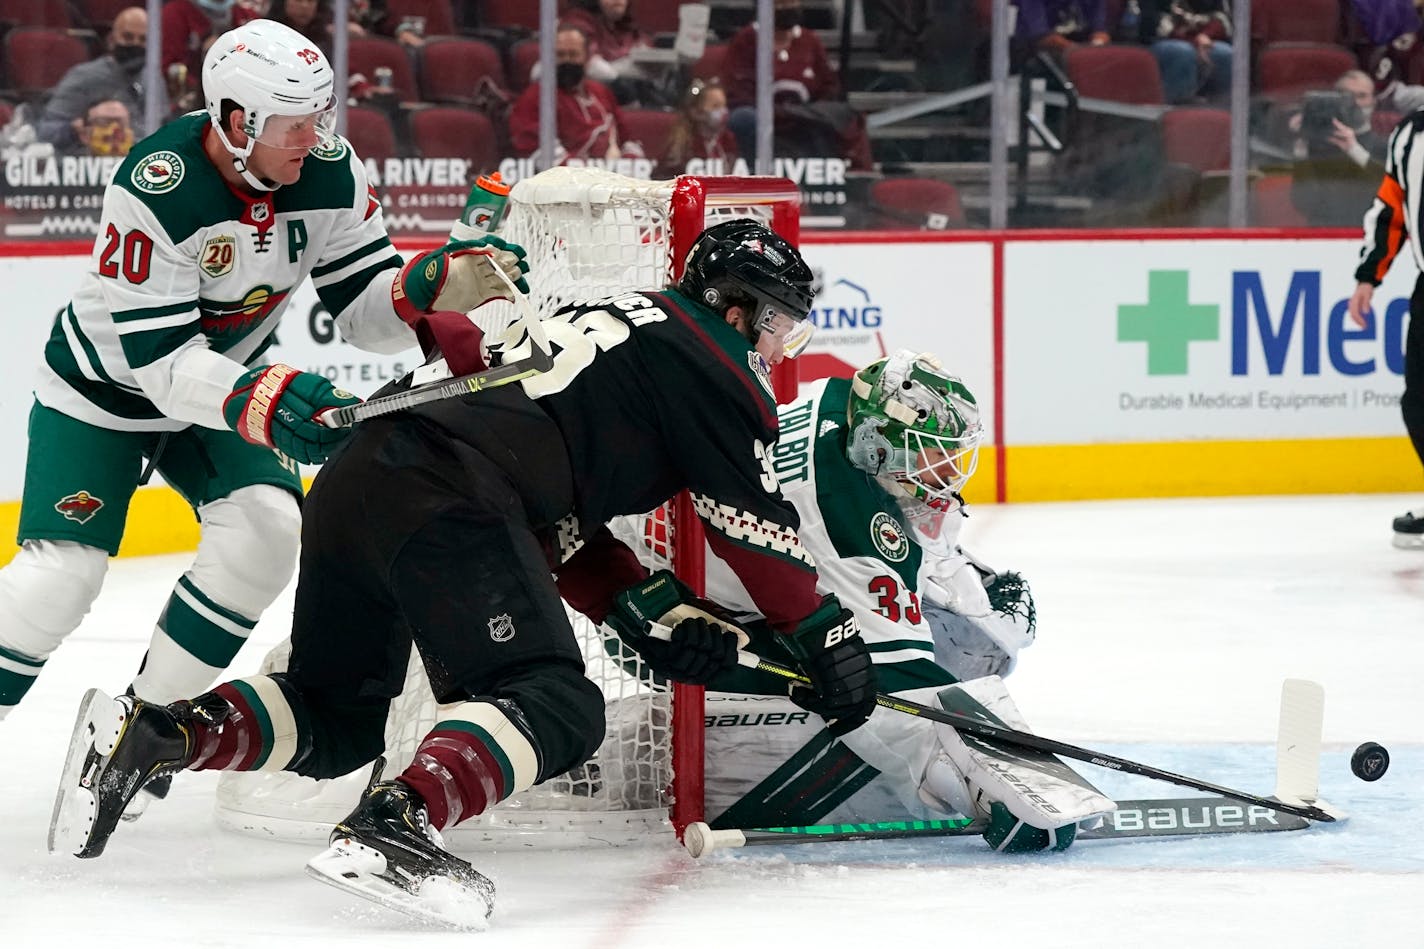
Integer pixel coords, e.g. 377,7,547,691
310,138,348,161
55,490,104,525
869,511,909,562
199,284,291,339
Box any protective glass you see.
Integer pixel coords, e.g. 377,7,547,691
253,100,338,150
753,305,815,358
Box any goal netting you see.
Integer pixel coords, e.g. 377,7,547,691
214,169,801,849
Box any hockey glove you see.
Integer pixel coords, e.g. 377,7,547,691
222,364,362,465
784,599,877,736
391,235,530,325
607,570,744,685
984,801,1077,852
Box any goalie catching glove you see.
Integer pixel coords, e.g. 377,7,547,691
607,570,744,685
391,235,530,325
783,599,877,737
222,364,362,464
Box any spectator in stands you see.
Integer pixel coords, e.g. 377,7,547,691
1137,0,1233,104
73,98,135,157
268,0,335,53
1290,69,1391,226
163,0,261,107
509,24,645,163
560,0,658,105
347,0,425,47
657,78,738,176
723,0,874,170
37,7,148,153
1014,0,1110,56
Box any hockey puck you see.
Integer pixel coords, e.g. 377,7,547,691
1350,742,1390,781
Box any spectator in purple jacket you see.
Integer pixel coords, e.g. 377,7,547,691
1014,0,1111,55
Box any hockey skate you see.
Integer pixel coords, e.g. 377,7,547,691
306,767,495,931
48,689,194,858
1392,509,1424,549
120,771,174,822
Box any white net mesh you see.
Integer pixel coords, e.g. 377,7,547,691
214,170,796,849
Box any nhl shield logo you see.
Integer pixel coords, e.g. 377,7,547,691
488,613,515,642
55,490,104,525
869,511,909,562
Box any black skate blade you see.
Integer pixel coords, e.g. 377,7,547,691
306,837,494,932
48,688,111,856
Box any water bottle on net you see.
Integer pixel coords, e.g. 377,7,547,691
450,171,511,241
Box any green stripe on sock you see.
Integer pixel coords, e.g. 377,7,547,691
431,720,516,797
228,678,277,769
157,590,248,668
0,665,40,706
0,642,44,668
177,575,257,630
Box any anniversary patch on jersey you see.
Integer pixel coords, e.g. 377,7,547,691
55,490,103,525
310,139,349,162
131,151,184,194
869,510,909,562
747,351,773,397
201,234,236,277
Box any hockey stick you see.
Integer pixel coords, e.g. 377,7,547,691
684,795,1317,857
648,624,1339,823
321,263,554,428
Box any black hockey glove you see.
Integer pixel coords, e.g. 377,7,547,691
606,570,745,685
784,600,877,737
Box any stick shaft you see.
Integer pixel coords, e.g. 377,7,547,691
324,348,554,427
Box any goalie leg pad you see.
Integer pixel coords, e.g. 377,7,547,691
919,676,1115,839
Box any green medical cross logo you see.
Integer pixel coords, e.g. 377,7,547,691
1117,270,1219,375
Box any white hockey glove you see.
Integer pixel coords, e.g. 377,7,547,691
917,676,1114,852
391,235,530,326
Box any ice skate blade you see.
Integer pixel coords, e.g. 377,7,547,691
48,688,116,856
306,837,493,932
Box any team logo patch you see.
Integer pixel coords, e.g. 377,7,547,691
869,511,909,562
747,351,773,397
310,138,348,161
131,151,184,194
55,490,104,525
488,613,515,642
201,235,236,278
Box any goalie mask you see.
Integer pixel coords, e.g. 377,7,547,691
847,351,983,501
203,19,338,192
679,219,817,358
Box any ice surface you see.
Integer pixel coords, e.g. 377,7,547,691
2,494,1419,948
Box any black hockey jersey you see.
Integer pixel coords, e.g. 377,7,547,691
400,287,823,632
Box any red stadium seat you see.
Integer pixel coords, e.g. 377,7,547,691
419,36,506,104
1256,43,1358,102
1160,107,1231,173
75,0,131,31
348,36,420,105
409,106,499,171
1250,173,1310,227
1372,108,1403,138
508,36,539,92
1063,44,1164,105
480,0,540,31
1252,0,1341,45
637,3,682,34
691,41,727,82
3,27,90,99
620,108,677,161
0,0,72,29
867,177,967,229
343,105,398,163
382,0,455,38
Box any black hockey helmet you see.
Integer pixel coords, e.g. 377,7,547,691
678,219,817,354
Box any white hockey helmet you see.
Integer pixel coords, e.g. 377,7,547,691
203,19,337,184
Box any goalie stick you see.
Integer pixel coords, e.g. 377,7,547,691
321,262,554,428
684,794,1321,857
647,622,1342,824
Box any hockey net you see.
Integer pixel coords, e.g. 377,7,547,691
214,169,801,848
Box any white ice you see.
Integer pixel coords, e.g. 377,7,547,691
1,493,1420,948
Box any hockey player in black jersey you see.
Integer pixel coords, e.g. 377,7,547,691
51,219,877,929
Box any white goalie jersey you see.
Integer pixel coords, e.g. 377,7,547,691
35,112,414,435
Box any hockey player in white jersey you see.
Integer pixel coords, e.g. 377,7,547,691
0,20,526,765
610,351,1113,851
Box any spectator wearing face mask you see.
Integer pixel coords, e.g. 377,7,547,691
1290,69,1391,226
657,78,738,176
37,7,149,152
73,98,136,157
508,24,644,163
